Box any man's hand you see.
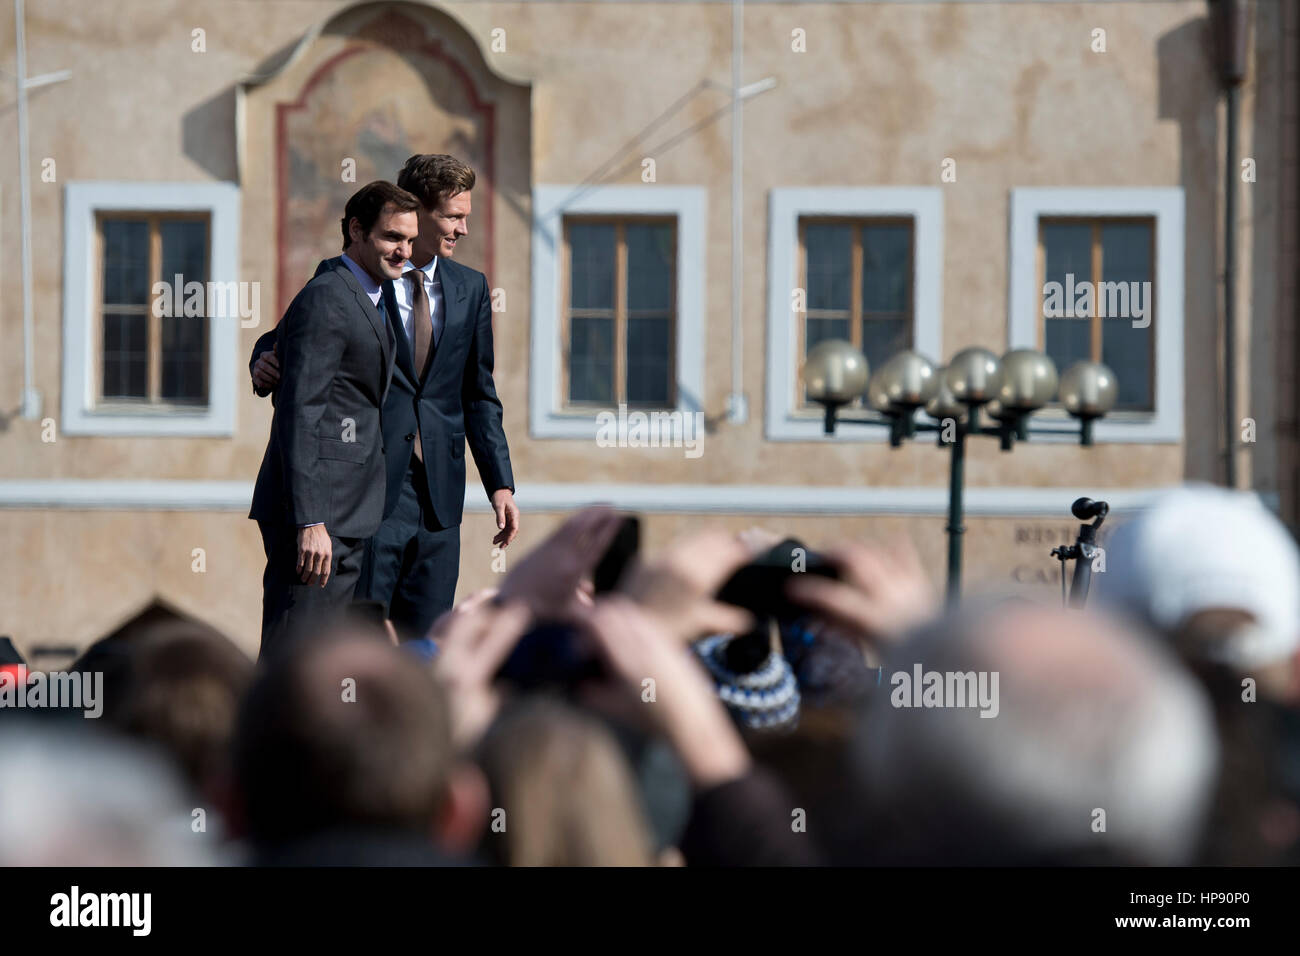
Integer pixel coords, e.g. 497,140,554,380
297,524,332,587
490,488,520,549
252,348,281,394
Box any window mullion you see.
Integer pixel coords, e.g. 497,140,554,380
148,217,162,402
851,223,863,351
1036,220,1045,352
615,221,627,404
1090,221,1102,362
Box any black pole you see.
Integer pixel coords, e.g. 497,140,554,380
1224,81,1239,488
946,422,965,604
1213,0,1248,488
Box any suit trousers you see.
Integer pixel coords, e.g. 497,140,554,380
356,453,461,641
258,522,365,664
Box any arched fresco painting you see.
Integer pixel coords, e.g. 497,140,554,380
275,9,494,315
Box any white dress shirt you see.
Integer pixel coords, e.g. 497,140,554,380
340,253,384,309
391,256,443,351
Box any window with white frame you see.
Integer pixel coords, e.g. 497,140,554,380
531,185,704,439
767,188,943,441
1008,188,1183,443
62,182,240,436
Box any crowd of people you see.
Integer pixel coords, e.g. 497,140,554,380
1,482,1298,866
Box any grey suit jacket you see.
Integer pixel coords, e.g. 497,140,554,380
249,257,397,538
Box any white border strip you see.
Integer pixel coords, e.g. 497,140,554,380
0,481,1233,517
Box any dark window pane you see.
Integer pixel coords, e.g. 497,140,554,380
861,223,911,313
1100,222,1152,286
1045,317,1091,377
860,317,909,373
627,316,671,405
569,223,615,310
1042,223,1092,307
1099,221,1154,410
160,220,210,403
806,318,850,354
1102,318,1153,410
626,224,673,312
1099,222,1153,324
160,220,208,288
102,220,150,306
804,223,852,312
102,312,148,399
161,316,208,402
569,316,614,403
1043,222,1095,384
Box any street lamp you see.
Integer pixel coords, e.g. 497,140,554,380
802,342,1117,602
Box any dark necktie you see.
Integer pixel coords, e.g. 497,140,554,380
405,268,433,461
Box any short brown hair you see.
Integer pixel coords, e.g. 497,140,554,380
396,154,476,209
340,180,420,250
233,633,454,847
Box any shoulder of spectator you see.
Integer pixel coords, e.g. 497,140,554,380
679,765,822,867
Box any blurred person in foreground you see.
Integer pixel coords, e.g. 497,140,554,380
71,601,253,827
475,696,656,866
850,601,1218,865
231,627,488,865
1099,483,1300,863
0,721,214,866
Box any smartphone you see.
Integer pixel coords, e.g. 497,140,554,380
715,538,839,624
593,515,640,594
495,621,604,689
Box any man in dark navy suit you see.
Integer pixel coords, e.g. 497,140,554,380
252,155,520,641
249,181,417,658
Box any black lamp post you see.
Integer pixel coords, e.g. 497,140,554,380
803,342,1118,603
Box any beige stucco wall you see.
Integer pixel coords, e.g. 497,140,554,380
0,1,1288,659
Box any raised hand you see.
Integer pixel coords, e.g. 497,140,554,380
494,505,625,621
618,529,757,644
784,536,937,653
433,598,533,750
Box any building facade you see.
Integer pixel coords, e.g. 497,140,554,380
0,0,1293,659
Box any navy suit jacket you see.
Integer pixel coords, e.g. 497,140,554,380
252,255,513,528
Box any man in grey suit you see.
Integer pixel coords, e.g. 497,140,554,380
249,181,420,659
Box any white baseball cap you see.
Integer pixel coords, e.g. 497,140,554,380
1099,483,1300,668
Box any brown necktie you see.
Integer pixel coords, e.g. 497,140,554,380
405,268,432,460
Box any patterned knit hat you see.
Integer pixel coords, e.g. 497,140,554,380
691,634,801,732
